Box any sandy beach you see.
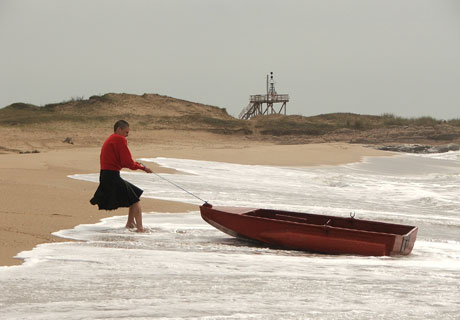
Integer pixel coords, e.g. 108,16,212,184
0,131,391,266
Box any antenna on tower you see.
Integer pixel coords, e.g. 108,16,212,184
239,72,289,120
266,74,269,95
268,72,276,95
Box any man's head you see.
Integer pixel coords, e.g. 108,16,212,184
114,120,130,137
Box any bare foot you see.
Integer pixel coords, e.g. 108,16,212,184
125,223,136,229
136,227,146,233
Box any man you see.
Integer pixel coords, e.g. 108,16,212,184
90,120,153,232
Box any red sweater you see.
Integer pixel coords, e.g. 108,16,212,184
100,134,145,171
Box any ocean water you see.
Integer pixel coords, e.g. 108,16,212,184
1,152,460,319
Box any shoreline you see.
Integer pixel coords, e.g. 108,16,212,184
0,141,392,266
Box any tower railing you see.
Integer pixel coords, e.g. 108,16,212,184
249,94,289,103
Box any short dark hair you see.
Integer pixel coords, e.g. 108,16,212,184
114,120,129,132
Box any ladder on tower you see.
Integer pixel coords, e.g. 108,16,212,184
238,103,256,120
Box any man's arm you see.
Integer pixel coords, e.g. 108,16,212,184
118,138,147,171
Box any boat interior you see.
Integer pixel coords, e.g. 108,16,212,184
244,209,416,236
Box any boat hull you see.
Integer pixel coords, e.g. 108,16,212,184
200,205,418,256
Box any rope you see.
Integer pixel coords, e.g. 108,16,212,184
139,162,208,204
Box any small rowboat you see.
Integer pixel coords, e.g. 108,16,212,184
200,204,418,256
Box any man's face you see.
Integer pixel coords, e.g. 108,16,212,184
116,126,130,137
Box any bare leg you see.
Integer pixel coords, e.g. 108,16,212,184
125,210,136,229
128,201,144,232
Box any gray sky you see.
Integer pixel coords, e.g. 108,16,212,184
1,0,460,119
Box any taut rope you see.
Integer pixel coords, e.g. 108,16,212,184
139,162,208,204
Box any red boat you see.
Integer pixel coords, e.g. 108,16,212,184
200,204,418,256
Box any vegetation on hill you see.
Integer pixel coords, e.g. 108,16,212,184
1,93,460,144
0,93,250,134
253,113,460,136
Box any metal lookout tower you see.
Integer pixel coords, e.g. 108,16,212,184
238,72,289,120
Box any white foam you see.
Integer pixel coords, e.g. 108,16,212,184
2,155,460,319
410,150,460,161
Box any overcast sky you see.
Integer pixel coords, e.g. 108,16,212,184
1,0,459,119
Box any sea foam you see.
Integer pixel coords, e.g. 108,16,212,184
1,153,460,319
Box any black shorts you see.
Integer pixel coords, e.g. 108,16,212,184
90,170,143,210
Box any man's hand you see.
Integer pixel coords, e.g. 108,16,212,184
138,162,153,173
